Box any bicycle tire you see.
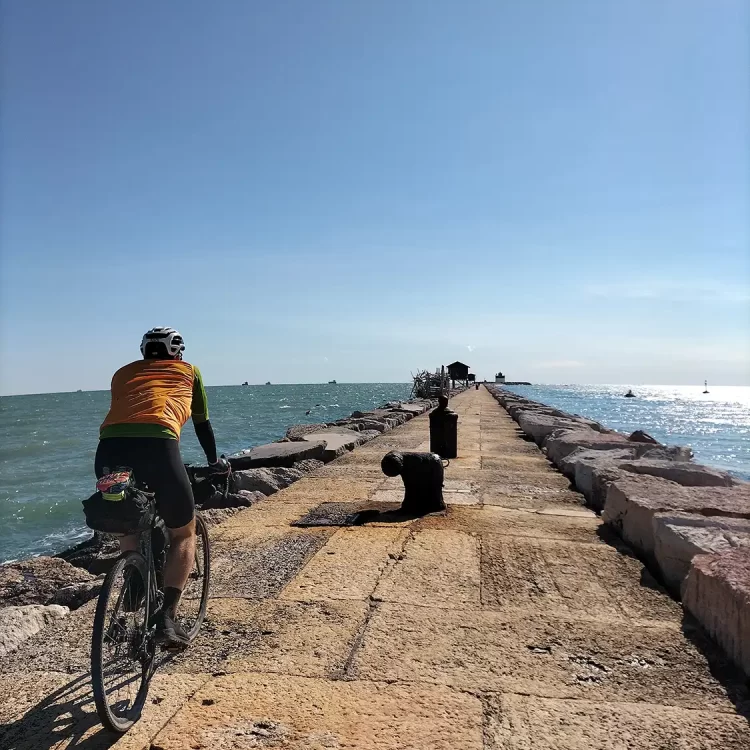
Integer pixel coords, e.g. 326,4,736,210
91,551,153,733
179,513,211,641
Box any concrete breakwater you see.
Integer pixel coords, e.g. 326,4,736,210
0,394,441,657
487,384,750,679
3,385,749,748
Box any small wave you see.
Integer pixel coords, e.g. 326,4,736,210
329,404,339,407
279,405,291,409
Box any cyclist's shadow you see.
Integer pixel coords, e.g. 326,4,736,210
0,673,124,750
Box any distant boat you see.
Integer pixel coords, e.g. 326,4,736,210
624,389,636,398
241,381,249,386
265,381,271,385
328,380,337,384
76,389,83,393
703,380,709,394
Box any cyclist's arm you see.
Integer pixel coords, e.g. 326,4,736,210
191,367,218,464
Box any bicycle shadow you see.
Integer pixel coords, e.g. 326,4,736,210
0,648,189,750
0,673,118,750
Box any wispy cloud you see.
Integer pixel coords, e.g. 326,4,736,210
583,280,750,304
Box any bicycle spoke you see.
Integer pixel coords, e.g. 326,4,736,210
92,553,154,732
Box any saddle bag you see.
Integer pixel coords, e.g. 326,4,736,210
83,469,155,535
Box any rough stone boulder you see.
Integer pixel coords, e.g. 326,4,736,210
285,423,329,440
49,579,103,609
517,413,592,446
292,459,325,474
228,440,326,470
300,428,367,461
629,430,660,444
602,474,750,560
0,604,69,657
683,547,750,677
336,418,390,434
558,448,735,512
619,460,735,487
232,467,306,496
652,513,750,594
507,404,573,422
199,507,246,527
0,557,96,607
379,409,412,425
199,489,265,509
544,428,690,466
388,402,429,416
56,532,121,575
544,428,640,465
355,410,407,427
558,448,636,510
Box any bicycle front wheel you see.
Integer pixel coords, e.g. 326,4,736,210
177,513,211,641
91,551,154,733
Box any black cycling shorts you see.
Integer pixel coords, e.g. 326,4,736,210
94,437,195,530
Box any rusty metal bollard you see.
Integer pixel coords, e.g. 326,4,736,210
381,451,446,515
429,395,458,459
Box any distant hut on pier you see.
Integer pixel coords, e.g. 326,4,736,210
447,361,470,389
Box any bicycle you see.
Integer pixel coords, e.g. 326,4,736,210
88,465,227,733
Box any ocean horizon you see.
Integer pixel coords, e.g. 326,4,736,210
2,382,748,564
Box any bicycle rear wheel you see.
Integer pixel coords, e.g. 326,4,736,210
177,513,211,641
91,551,154,733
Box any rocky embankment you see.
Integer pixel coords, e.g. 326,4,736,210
0,395,439,656
486,384,750,679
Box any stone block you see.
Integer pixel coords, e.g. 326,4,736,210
620,460,736,487
545,428,645,466
301,428,364,460
148,673,484,750
228,440,326,469
558,448,635,510
602,474,750,560
486,693,750,749
653,513,750,594
0,557,95,607
683,547,750,677
516,413,587,445
232,466,305,495
0,604,69,657
284,423,328,440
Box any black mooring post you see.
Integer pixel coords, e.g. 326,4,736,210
429,395,458,459
381,451,446,514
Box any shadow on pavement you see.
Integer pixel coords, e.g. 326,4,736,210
0,673,118,750
680,612,750,724
594,524,750,723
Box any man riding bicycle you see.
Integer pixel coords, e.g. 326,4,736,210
95,326,228,647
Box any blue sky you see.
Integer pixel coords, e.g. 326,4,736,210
1,0,748,395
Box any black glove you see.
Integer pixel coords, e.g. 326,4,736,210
208,455,231,475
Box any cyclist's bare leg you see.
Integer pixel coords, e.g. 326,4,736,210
119,535,138,553
163,518,196,612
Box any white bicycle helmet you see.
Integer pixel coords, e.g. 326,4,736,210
140,327,185,357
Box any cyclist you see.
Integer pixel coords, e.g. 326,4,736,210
95,326,229,647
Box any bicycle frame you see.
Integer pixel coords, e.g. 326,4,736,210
132,498,161,656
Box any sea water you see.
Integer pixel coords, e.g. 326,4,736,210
504,384,750,482
3,382,749,563
0,383,411,563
